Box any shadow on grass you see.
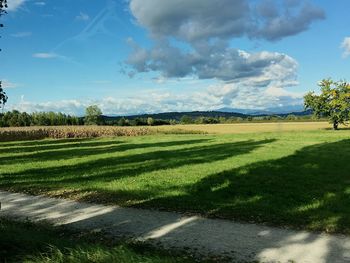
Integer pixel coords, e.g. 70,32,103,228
0,139,125,154
0,139,274,196
2,139,350,261
139,139,350,233
2,137,350,233
324,127,350,131
0,138,92,147
0,139,210,164
0,218,189,263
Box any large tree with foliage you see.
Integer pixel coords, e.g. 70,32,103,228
0,0,8,113
84,105,103,125
304,79,350,130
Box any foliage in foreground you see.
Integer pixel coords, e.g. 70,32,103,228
305,79,350,130
0,218,189,263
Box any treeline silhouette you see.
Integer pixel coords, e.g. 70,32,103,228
0,110,319,128
0,111,81,127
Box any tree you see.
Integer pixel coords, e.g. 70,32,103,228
304,79,350,130
147,117,155,126
117,117,128,126
84,105,103,125
0,86,7,113
0,0,8,113
180,115,193,124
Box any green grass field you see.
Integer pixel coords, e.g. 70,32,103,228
1,126,350,233
0,218,190,263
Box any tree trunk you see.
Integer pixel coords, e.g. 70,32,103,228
333,121,339,130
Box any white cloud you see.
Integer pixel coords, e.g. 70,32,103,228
127,40,298,86
32,52,64,59
126,0,322,98
6,0,26,11
2,80,20,89
129,0,324,42
76,12,90,21
9,81,303,116
12,98,84,116
341,37,350,58
11,31,32,38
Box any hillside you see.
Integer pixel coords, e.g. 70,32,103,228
102,110,312,122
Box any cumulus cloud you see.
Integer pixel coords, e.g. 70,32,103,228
9,82,303,116
127,39,298,84
12,99,85,116
129,0,324,42
125,0,320,110
130,0,250,41
254,0,325,41
341,37,350,58
126,0,322,85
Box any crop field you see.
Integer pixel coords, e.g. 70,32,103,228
0,122,332,142
0,126,153,141
154,121,332,134
1,123,350,233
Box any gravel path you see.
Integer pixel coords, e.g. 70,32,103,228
1,190,350,262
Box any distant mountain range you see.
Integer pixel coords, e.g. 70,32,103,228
102,106,311,121
217,105,305,115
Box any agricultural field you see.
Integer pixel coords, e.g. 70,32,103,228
0,126,153,141
1,122,350,234
0,122,331,142
154,121,331,134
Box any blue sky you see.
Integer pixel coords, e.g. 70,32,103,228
1,0,350,115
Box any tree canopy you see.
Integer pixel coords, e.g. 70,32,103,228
0,86,8,112
304,79,350,130
85,105,103,125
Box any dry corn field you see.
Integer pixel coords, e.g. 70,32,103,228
0,122,336,141
0,126,153,141
154,122,333,134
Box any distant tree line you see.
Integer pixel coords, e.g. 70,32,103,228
176,114,317,125
104,117,175,126
0,110,319,128
0,111,81,127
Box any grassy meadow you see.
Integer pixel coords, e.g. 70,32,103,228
1,122,350,233
154,121,331,134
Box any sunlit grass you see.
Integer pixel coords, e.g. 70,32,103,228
1,128,350,233
154,121,333,134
